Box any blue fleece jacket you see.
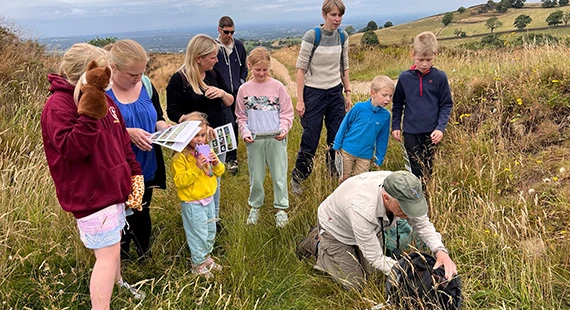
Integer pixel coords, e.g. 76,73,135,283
333,99,391,166
391,66,453,134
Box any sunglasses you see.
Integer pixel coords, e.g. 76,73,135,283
222,30,235,35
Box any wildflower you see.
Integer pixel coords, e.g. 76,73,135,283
515,161,520,165
510,118,519,123
504,168,511,172
561,230,567,235
494,77,501,81
459,113,471,120
485,229,490,234
516,98,522,105
560,167,566,173
552,177,559,181
552,80,560,83
453,121,459,125
537,160,543,164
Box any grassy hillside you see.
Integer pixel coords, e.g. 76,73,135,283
351,2,570,46
2,15,570,310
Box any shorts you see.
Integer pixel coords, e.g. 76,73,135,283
77,203,126,249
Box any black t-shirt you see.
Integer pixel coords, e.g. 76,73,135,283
166,67,233,128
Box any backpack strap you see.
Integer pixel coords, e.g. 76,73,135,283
338,28,346,77
307,27,321,76
307,27,346,76
141,75,153,98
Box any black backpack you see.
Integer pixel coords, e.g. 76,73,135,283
385,252,462,310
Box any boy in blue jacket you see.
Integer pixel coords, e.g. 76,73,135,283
333,75,394,182
391,31,453,182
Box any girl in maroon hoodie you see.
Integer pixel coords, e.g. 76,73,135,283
41,43,145,309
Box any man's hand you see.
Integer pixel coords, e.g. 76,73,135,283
243,136,254,144
391,130,401,142
434,251,457,280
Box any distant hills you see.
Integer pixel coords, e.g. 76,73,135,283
38,14,423,53
351,2,570,46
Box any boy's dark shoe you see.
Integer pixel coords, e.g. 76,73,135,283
296,226,320,259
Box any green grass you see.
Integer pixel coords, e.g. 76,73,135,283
2,13,570,310
350,3,570,47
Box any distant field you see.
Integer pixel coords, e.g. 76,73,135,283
350,3,570,46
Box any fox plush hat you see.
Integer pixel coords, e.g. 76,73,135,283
77,60,112,119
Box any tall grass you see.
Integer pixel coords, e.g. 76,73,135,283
1,22,570,309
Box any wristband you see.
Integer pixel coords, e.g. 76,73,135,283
434,247,449,255
344,89,351,94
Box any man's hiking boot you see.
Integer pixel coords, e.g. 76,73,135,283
296,226,320,259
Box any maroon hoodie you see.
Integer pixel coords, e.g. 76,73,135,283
41,74,142,219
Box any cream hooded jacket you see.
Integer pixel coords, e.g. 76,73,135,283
317,171,446,275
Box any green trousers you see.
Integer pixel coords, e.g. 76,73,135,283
246,136,289,210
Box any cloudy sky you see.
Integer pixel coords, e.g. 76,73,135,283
0,0,535,38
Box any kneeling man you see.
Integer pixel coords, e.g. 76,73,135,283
299,170,457,289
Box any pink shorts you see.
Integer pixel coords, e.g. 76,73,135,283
76,204,126,249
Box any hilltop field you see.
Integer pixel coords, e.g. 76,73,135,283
2,3,570,309
350,2,570,47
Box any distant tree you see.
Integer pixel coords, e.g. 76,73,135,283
458,6,467,13
497,0,511,12
546,10,564,26
486,0,497,11
345,25,356,35
560,0,569,6
563,11,570,24
359,20,378,32
511,0,526,8
486,17,504,33
514,14,533,29
442,12,454,26
542,0,557,8
384,21,393,28
361,30,379,45
454,28,463,37
87,36,117,47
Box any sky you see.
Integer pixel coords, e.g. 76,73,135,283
0,0,537,38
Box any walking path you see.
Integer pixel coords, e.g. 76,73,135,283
270,57,371,97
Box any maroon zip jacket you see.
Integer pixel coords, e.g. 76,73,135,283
41,74,142,219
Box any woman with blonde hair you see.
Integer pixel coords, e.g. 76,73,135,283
167,34,234,223
41,43,145,310
107,39,169,262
